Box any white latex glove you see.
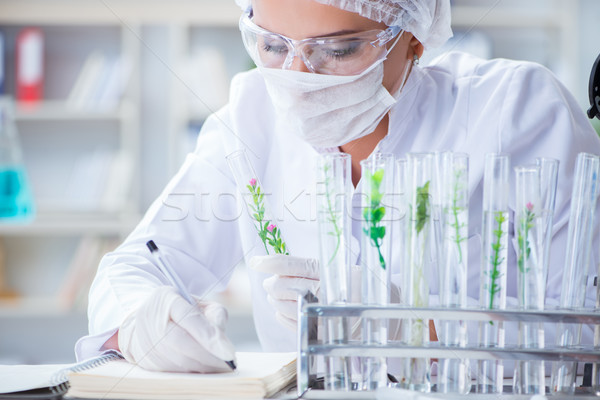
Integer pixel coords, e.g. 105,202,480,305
249,255,319,331
118,286,236,373
249,255,401,340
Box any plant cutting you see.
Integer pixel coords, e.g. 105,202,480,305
247,178,288,255
226,149,289,256
477,153,510,394
438,152,470,394
359,153,394,390
362,168,387,270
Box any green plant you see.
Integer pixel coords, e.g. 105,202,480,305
517,202,535,274
486,210,507,325
412,180,431,308
247,178,288,255
363,168,387,270
415,181,431,235
322,163,342,266
517,202,535,303
448,169,467,263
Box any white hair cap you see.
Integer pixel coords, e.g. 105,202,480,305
234,0,453,49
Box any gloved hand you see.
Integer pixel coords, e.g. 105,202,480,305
250,254,401,339
249,255,320,331
118,286,236,373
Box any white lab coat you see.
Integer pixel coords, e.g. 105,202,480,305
76,52,600,364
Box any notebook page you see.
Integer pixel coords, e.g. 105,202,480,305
67,352,296,399
0,364,71,393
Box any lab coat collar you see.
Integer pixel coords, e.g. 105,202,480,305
374,63,425,155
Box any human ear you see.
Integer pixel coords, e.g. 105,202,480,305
410,35,425,59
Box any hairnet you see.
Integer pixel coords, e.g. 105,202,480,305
234,0,452,49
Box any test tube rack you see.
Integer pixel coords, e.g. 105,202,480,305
297,294,600,399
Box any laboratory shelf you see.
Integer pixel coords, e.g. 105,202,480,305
0,213,139,236
0,296,80,317
0,0,241,26
14,100,136,122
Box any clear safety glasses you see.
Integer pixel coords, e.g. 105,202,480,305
239,11,403,76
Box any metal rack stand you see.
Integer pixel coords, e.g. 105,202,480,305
297,294,600,399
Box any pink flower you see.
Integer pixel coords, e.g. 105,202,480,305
526,202,534,212
267,224,276,233
249,178,257,187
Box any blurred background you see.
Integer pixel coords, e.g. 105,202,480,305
0,0,598,364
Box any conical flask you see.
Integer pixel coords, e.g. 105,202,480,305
0,97,35,220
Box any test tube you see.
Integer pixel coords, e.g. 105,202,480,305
536,157,559,298
477,153,510,394
316,153,352,391
398,152,433,393
226,149,289,255
438,152,470,394
551,152,600,395
360,153,395,390
393,158,409,301
432,151,448,271
513,164,545,395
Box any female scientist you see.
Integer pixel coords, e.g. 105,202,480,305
76,0,600,373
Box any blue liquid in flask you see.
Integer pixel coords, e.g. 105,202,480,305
0,166,34,220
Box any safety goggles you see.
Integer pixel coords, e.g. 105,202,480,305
239,10,403,76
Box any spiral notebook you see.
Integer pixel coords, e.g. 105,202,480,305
67,352,296,399
0,350,123,399
0,352,296,400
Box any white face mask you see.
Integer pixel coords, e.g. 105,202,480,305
258,59,398,148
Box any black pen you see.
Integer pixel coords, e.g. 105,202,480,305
146,240,237,371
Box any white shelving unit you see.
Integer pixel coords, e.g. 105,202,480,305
449,0,583,105
0,0,247,364
165,22,248,174
0,4,144,364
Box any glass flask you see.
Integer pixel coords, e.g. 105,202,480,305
0,97,35,221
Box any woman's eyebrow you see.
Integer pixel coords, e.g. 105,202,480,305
253,20,361,39
311,29,361,38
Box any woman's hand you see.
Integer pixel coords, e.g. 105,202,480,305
117,286,236,373
250,255,320,330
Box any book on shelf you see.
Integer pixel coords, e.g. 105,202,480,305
16,28,44,104
0,238,18,300
0,351,297,400
43,148,134,214
100,149,134,213
63,148,114,212
0,31,5,95
57,236,119,311
66,51,132,110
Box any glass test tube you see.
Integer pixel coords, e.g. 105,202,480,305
477,153,509,394
432,151,448,273
536,158,559,298
360,153,395,390
398,152,433,392
438,152,470,394
390,158,408,374
394,158,409,306
551,152,600,395
394,158,408,273
316,153,352,391
226,149,288,255
513,165,545,395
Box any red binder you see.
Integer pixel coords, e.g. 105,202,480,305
16,28,44,104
